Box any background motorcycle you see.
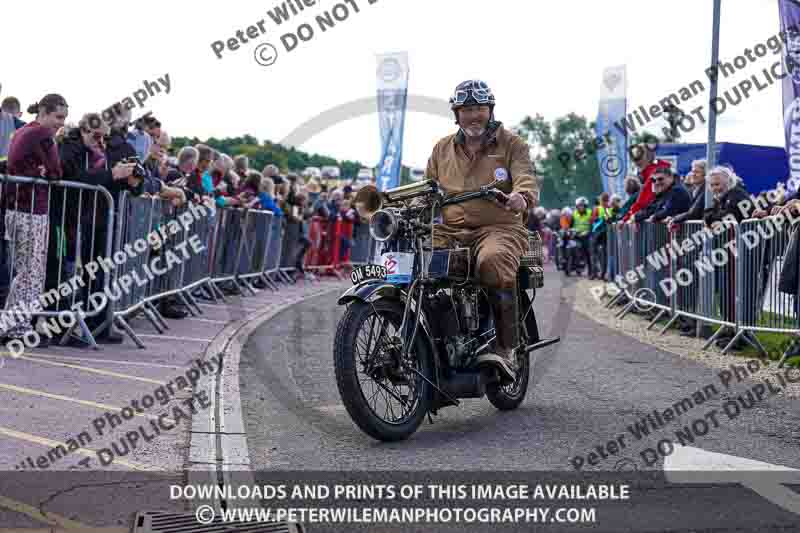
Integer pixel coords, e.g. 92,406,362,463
557,228,584,275
334,179,559,442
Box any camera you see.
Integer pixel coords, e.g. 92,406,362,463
122,156,147,179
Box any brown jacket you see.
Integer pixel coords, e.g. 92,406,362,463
425,122,539,229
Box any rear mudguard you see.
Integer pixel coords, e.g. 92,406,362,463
337,280,442,382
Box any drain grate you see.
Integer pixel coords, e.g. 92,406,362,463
132,510,303,533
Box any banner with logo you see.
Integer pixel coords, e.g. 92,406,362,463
779,1,800,194
595,65,628,198
376,52,409,191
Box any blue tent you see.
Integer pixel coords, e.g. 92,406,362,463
655,142,788,194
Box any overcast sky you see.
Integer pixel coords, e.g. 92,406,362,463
3,0,786,170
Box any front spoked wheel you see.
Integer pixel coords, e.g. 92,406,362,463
333,299,434,441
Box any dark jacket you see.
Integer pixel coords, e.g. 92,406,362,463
634,182,692,223
59,129,143,197
673,184,706,223
703,185,752,225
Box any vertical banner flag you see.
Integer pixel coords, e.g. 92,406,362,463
376,52,409,191
595,65,628,198
779,1,800,194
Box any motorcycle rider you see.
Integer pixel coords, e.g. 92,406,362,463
568,197,593,277
424,79,539,382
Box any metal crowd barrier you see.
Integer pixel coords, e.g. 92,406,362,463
735,217,798,362
111,193,215,348
0,175,115,349
607,218,797,359
279,220,302,283
0,176,377,351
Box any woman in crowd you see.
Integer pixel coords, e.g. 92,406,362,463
258,176,283,216
3,94,67,342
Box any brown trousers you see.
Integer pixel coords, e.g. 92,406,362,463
432,223,528,289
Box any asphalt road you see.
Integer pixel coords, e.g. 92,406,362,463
241,267,800,532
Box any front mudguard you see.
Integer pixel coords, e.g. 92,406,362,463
337,279,443,385
337,280,406,306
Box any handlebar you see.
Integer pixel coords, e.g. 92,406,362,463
440,187,508,208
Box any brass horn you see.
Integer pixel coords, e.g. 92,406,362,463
354,180,438,219
354,185,386,219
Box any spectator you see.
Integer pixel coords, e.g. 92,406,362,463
58,112,145,341
589,192,612,280
143,115,161,144
262,164,280,183
3,94,67,343
704,166,751,225
612,176,642,222
0,85,24,162
527,206,546,233
165,146,199,196
778,196,800,358
1,96,26,128
191,144,217,206
60,112,142,193
620,143,671,224
666,159,707,228
212,154,242,208
257,176,284,216
127,112,153,161
703,166,750,350
234,155,250,178
238,170,262,208
635,167,691,223
306,178,322,205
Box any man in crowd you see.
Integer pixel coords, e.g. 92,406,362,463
619,143,671,225
589,192,612,280
635,167,691,224
664,159,707,337
568,197,593,278
127,113,153,161
1,97,26,128
704,167,751,350
0,84,25,162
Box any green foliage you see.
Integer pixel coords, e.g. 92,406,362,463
514,113,604,209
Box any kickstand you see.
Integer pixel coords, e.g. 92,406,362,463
427,412,435,425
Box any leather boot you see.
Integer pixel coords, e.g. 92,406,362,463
475,288,519,382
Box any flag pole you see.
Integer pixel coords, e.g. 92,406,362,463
706,0,722,209
699,0,722,338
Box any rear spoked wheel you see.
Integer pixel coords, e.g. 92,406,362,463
486,283,531,411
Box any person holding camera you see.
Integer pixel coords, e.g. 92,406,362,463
55,111,145,342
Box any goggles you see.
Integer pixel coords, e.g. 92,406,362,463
451,81,493,106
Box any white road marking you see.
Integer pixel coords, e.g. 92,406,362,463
666,445,800,515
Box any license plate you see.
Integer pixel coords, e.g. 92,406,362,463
351,264,387,284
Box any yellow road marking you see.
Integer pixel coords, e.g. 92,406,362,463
0,382,174,425
0,425,152,471
23,352,182,369
0,493,90,529
137,334,213,343
0,529,127,533
14,356,164,385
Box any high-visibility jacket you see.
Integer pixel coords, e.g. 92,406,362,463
572,209,592,235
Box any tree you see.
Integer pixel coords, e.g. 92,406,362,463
515,113,603,208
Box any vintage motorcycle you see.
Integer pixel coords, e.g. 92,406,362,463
333,179,560,442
